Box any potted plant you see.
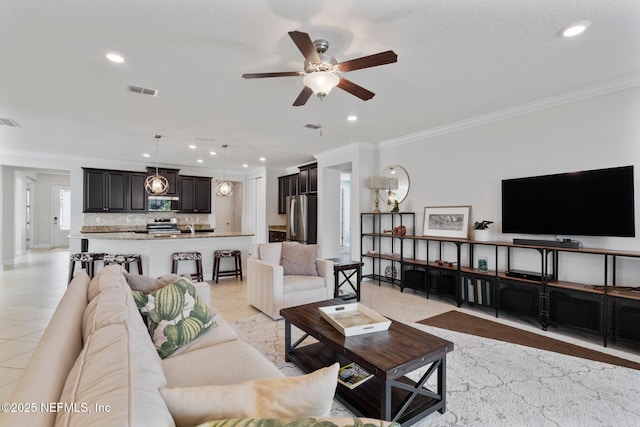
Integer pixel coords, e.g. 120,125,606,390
472,220,493,241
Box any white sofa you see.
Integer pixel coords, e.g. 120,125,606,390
1,265,394,427
247,242,334,320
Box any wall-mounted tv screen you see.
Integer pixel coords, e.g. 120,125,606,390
502,166,635,237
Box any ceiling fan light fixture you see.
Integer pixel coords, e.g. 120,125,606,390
303,71,339,97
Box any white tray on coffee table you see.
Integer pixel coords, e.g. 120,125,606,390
318,303,391,336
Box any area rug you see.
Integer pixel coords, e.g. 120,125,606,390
418,310,640,371
233,313,640,426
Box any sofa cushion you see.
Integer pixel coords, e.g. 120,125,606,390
132,277,216,359
87,264,126,301
55,324,173,427
259,242,282,265
162,339,283,387
82,287,131,342
124,272,183,293
159,363,339,427
280,242,318,276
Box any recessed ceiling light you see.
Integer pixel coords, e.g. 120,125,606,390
197,159,204,164
189,144,197,149
347,115,358,121
142,153,151,158
106,52,125,63
209,151,217,156
259,157,266,162
559,20,591,37
242,163,249,168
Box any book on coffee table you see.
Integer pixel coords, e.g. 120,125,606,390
337,362,373,389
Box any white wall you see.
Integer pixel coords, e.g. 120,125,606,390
375,85,640,285
316,142,377,260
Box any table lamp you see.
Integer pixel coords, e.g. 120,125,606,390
367,176,386,213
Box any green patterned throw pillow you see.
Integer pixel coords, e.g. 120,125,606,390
131,277,216,358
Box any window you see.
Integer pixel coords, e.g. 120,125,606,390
59,188,71,230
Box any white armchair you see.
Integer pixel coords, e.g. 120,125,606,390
247,242,334,320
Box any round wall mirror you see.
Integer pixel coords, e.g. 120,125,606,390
379,165,410,207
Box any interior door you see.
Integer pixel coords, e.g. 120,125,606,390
215,192,231,232
52,184,70,248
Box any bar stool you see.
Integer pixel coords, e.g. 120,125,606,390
68,252,94,283
103,254,143,274
171,252,204,282
212,249,242,283
68,252,108,282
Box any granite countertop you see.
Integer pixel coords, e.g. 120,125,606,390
81,224,214,233
71,231,254,240
268,225,286,231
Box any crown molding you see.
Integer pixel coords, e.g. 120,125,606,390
379,74,640,149
314,141,376,160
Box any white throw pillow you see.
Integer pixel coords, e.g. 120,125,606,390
160,363,339,427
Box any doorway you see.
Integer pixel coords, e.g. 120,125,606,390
340,173,351,254
214,180,242,232
52,184,70,248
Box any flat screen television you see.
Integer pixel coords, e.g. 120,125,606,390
501,166,635,237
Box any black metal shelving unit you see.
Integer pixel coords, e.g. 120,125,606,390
360,212,416,287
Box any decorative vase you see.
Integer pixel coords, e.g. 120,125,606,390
474,229,490,242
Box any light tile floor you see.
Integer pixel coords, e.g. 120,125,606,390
2,248,640,402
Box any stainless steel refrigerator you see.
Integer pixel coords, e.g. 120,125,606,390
286,194,317,244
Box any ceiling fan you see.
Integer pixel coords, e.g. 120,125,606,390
242,31,398,106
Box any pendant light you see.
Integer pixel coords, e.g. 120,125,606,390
215,144,233,197
144,134,169,195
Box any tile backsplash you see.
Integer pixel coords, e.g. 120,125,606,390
84,212,211,227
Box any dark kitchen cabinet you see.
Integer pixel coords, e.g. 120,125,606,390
128,172,148,212
83,168,128,213
278,173,299,214
299,162,317,194
179,175,212,213
147,167,180,197
269,230,286,243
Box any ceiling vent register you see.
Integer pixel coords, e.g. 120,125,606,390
0,118,20,127
128,84,158,97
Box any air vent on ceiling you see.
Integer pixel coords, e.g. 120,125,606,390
0,117,20,127
303,123,321,129
128,84,158,97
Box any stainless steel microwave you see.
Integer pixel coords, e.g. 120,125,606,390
147,195,179,211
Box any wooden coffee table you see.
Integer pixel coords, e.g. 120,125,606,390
280,299,454,426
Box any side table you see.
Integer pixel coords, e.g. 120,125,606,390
327,257,363,301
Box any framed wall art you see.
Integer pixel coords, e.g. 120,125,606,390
422,206,471,238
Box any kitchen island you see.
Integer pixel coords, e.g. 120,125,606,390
69,231,255,281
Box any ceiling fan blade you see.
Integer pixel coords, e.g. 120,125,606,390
293,86,313,106
337,78,375,101
337,50,398,73
288,31,321,64
242,71,301,79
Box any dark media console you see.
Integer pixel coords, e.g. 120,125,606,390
513,238,581,249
